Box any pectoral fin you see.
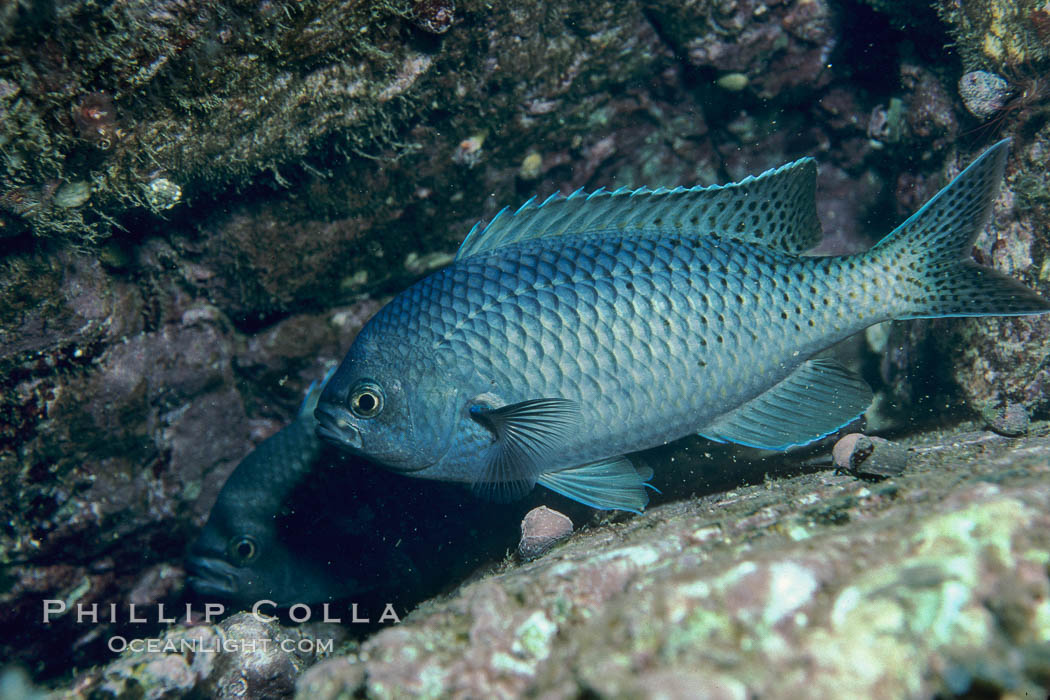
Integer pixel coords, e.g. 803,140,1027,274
469,398,580,502
699,358,872,450
537,457,656,513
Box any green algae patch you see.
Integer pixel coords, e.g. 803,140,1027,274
511,611,558,663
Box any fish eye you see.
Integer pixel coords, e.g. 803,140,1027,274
228,536,259,564
349,383,384,419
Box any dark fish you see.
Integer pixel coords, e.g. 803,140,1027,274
185,376,358,604
315,139,1049,512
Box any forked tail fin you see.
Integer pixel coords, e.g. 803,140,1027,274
870,138,1050,320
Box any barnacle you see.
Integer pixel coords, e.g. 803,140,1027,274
143,178,182,211
958,65,1050,132
0,182,59,219
958,70,1012,119
53,182,92,209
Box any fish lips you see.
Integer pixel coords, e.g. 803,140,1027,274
185,556,240,599
314,404,363,451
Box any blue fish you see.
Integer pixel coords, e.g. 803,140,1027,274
315,139,1049,512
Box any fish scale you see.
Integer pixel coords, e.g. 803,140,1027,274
316,139,1050,512
358,231,864,469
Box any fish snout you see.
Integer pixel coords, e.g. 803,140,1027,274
314,404,363,451
185,555,240,599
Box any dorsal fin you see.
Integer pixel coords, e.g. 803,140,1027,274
455,157,821,261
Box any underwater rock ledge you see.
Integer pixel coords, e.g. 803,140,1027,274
55,424,1050,699
3,0,1050,688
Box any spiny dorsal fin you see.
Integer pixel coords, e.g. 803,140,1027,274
455,157,821,261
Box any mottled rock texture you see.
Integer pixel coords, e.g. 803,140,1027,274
63,612,347,699
54,425,1050,698
2,0,1049,687
860,0,1050,69
292,428,1050,700
936,0,1050,69
0,245,374,676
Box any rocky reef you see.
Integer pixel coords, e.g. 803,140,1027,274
300,427,1050,700
2,0,1049,693
41,424,1050,698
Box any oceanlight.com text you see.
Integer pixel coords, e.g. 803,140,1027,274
107,636,335,655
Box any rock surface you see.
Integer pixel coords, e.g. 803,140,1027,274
48,424,1050,698
59,612,347,700
298,426,1050,699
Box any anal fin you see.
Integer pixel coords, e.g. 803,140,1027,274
537,457,656,513
699,358,872,450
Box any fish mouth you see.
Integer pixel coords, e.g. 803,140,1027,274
314,404,363,451
185,556,239,599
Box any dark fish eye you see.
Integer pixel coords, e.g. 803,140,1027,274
349,383,384,419
228,536,258,564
